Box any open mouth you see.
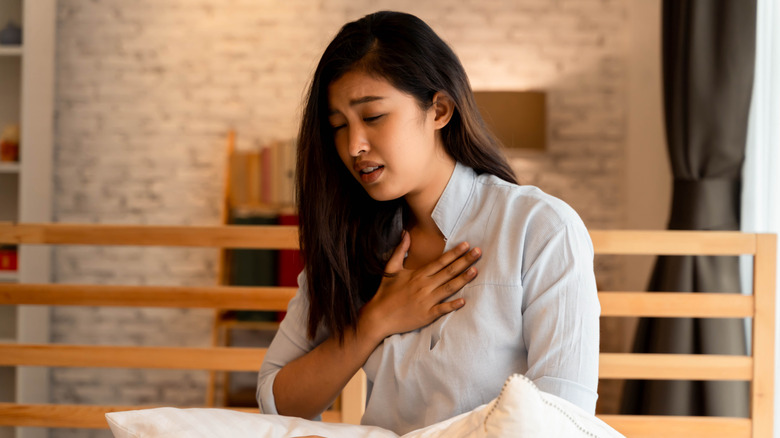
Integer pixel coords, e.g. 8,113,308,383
359,166,383,175
358,165,384,183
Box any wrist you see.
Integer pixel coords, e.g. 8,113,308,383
356,304,388,347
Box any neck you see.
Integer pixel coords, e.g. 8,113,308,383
404,157,456,236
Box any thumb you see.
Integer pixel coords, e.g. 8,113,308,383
384,230,410,274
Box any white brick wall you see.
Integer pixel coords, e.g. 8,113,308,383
51,1,629,435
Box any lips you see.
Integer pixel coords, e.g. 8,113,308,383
353,161,384,184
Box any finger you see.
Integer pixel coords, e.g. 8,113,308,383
422,241,471,276
431,297,466,318
384,230,410,274
430,247,481,284
434,266,478,301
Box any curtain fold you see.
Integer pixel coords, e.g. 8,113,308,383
621,0,756,416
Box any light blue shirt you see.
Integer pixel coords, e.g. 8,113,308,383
257,162,600,434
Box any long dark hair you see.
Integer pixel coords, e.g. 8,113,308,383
297,11,517,341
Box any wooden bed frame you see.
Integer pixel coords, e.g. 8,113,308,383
0,223,775,437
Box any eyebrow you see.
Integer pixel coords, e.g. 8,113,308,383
329,96,385,116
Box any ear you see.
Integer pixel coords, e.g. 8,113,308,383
431,91,454,130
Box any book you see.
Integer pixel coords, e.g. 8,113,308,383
0,245,17,271
260,145,272,206
278,139,296,207
229,212,277,322
276,212,303,322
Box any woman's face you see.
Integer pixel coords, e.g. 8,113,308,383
327,70,454,203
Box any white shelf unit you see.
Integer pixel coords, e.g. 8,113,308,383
0,1,56,438
0,46,22,56
0,271,19,282
0,12,23,438
0,162,21,173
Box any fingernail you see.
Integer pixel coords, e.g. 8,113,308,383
470,248,481,258
456,299,465,307
468,267,477,276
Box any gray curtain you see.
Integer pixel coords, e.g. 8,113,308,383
621,0,756,416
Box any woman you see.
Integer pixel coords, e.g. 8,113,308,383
257,11,600,435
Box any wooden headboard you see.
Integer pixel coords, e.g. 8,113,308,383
0,224,775,437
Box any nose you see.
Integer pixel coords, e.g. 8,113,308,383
347,124,368,157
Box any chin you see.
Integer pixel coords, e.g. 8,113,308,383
366,193,401,202
363,187,404,203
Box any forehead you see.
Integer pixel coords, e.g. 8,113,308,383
327,70,399,109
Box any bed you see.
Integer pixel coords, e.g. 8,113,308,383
0,223,775,437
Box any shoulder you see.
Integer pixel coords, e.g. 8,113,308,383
473,173,586,238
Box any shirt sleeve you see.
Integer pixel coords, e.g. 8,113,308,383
256,270,325,415
520,218,601,414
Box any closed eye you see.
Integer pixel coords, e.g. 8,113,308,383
331,115,383,131
364,115,384,123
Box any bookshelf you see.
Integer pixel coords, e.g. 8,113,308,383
207,132,300,407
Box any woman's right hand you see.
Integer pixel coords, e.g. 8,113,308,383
358,231,481,342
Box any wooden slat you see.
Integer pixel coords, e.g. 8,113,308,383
341,370,367,425
0,283,296,311
0,403,259,428
0,223,299,249
0,345,754,381
590,230,756,255
598,292,753,318
752,233,777,438
599,353,752,380
597,415,751,438
0,225,757,255
2,284,756,318
0,344,265,371
0,403,177,429
0,403,341,429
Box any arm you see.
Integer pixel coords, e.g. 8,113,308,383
521,220,601,413
259,232,482,420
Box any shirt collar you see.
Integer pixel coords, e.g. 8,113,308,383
431,161,477,240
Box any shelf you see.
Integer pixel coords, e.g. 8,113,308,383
0,45,22,56
0,271,18,282
0,162,20,173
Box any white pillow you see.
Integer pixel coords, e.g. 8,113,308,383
479,374,624,438
400,374,623,438
106,374,624,438
106,408,398,438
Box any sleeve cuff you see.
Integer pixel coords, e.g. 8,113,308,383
256,368,281,415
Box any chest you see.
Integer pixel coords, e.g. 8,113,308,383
403,230,446,270
362,281,528,425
